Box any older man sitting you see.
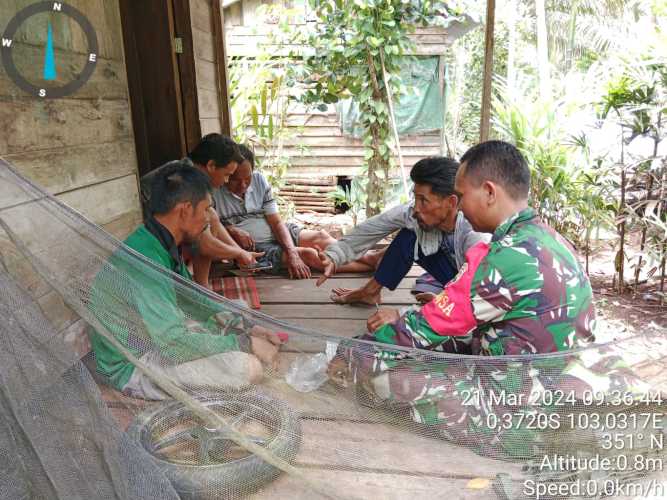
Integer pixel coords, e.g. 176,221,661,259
216,145,380,279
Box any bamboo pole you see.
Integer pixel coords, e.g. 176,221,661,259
379,49,410,198
618,138,627,295
479,0,496,142
659,160,667,301
634,141,658,293
212,0,232,136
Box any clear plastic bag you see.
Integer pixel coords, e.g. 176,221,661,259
285,353,329,393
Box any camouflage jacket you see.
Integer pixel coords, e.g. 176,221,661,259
372,208,596,355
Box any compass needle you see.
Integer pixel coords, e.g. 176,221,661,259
3,3,97,98
43,21,56,81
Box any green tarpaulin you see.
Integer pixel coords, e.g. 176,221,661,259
338,56,444,137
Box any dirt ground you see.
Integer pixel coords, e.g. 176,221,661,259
292,210,667,337
587,243,667,336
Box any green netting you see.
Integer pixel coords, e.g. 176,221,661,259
338,56,444,137
0,158,666,499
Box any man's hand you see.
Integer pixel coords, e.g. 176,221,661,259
250,336,279,370
316,251,336,287
235,249,265,267
286,250,311,280
249,325,285,346
327,356,350,387
367,308,400,332
227,226,255,251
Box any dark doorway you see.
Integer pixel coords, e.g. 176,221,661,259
119,0,201,178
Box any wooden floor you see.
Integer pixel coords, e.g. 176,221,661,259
247,268,523,500
96,267,666,499
255,267,422,334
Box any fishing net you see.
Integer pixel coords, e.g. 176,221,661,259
1,157,666,500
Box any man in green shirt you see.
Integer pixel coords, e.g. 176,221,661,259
89,161,280,400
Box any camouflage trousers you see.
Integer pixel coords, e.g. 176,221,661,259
338,334,648,459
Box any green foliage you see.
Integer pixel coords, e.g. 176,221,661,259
600,63,667,142
445,0,666,292
493,55,666,286
495,73,625,253
599,61,667,284
228,4,306,219
493,81,612,245
443,16,508,153
298,0,461,216
328,177,368,226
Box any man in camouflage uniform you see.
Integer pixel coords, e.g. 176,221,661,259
331,141,611,458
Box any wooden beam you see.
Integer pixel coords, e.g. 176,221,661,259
118,0,188,174
479,0,495,142
211,0,232,136
172,0,202,152
438,54,447,155
118,0,150,176
166,0,189,157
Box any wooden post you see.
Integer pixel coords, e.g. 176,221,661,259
212,0,232,136
438,54,451,156
479,0,495,142
172,0,202,152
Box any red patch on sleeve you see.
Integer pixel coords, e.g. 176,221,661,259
421,241,490,336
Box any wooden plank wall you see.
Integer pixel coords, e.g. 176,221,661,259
0,0,141,355
190,0,226,136
0,0,141,239
223,1,453,57
279,111,441,177
223,0,445,177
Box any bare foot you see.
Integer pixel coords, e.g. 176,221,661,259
357,248,386,270
331,287,382,305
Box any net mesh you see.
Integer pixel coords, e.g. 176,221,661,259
1,158,666,500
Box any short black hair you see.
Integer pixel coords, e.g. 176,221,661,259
149,160,212,215
409,157,460,197
459,140,530,200
237,144,255,169
188,133,244,168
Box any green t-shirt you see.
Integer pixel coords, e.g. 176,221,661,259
88,225,243,390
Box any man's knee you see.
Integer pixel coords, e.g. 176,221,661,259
296,247,321,267
312,229,334,250
317,229,331,241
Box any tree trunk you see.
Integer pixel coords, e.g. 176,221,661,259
634,137,659,292
585,226,591,275
535,0,551,101
507,0,517,98
659,158,667,299
366,120,384,217
617,140,627,295
364,50,390,217
566,0,579,72
479,0,496,141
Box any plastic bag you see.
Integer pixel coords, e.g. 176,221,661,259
285,353,329,393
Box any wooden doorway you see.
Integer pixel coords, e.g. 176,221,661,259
119,0,202,177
